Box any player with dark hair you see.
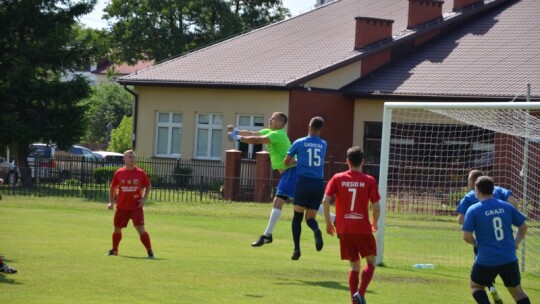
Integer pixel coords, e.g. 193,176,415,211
228,112,334,247
284,116,326,260
107,150,154,258
462,176,530,304
322,146,381,304
457,169,519,303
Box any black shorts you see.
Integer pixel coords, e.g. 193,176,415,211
471,260,521,288
294,176,324,210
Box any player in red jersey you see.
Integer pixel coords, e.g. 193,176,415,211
322,146,381,304
106,150,154,258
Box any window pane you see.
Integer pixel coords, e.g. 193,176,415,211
254,116,265,127
211,129,222,157
171,127,181,154
239,116,251,126
196,129,209,156
173,113,182,123
157,127,168,154
159,113,169,123
213,114,222,125
199,114,209,124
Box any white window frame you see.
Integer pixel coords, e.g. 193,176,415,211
155,112,182,157
195,113,223,160
236,114,265,159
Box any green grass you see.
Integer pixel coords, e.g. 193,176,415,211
1,196,539,303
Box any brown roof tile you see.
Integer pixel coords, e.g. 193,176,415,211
346,0,540,99
118,0,452,87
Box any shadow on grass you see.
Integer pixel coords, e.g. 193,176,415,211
0,274,21,285
275,278,349,291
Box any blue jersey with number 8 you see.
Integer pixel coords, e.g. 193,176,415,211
462,198,526,266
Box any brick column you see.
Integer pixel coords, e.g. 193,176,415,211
253,151,272,202
224,150,242,201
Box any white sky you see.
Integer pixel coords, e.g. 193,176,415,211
80,0,318,29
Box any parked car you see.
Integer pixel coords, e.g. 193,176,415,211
28,143,100,181
92,151,124,166
0,156,20,185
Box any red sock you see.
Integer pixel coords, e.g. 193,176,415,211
112,232,122,251
140,232,152,251
359,264,375,297
349,270,360,298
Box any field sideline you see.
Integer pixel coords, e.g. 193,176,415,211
1,196,539,303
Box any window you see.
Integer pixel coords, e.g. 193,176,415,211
156,112,182,157
195,113,222,159
236,115,264,158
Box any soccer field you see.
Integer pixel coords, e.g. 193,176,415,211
1,196,539,303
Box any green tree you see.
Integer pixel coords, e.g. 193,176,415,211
82,83,133,146
0,0,97,179
104,0,289,63
108,116,133,153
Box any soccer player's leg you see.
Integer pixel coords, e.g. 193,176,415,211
133,209,153,258
358,235,377,301
108,210,130,255
470,263,496,304
501,261,530,304
291,206,304,260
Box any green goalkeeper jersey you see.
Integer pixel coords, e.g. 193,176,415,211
259,128,293,171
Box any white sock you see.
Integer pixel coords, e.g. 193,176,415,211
263,208,282,236
318,204,336,224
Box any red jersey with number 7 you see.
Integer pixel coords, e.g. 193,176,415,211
111,167,151,211
325,170,380,234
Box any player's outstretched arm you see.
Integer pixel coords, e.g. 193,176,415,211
507,195,519,209
372,201,381,232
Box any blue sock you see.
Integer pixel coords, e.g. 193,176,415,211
472,290,490,304
306,218,319,232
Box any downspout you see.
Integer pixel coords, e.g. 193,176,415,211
123,85,138,150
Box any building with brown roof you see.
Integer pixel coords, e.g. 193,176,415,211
117,0,539,165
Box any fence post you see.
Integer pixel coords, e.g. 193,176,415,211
253,151,272,202
224,150,242,201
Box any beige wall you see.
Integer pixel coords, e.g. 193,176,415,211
353,99,385,147
304,61,362,90
133,86,289,160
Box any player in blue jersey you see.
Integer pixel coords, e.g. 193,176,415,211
462,176,530,304
284,116,327,260
457,169,519,303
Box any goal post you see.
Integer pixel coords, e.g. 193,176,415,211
376,101,540,275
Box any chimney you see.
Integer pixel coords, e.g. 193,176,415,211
408,0,444,29
453,0,483,11
354,17,394,50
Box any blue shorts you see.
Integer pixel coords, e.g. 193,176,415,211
294,176,324,210
275,167,297,199
471,260,521,287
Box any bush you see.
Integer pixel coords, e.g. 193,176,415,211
173,165,192,188
93,166,117,184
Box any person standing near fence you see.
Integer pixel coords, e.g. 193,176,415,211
457,169,519,303
107,150,154,258
284,116,326,260
322,146,380,304
228,112,335,247
462,176,530,304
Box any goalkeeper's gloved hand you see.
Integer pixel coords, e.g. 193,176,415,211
228,128,239,142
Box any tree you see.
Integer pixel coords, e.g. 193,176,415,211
0,0,97,174
104,0,290,63
82,83,133,146
108,116,133,153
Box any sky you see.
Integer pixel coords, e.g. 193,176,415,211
80,0,319,29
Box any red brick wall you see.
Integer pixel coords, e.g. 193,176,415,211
408,0,443,29
288,89,354,160
361,49,391,77
453,0,483,11
355,17,394,49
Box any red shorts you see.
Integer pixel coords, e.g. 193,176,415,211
339,233,377,262
114,208,145,228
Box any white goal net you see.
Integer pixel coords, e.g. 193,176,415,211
377,102,540,275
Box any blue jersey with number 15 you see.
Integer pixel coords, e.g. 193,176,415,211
462,198,526,266
287,135,327,180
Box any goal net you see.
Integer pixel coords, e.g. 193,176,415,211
377,101,540,275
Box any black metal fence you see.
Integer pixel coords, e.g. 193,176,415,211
0,156,355,203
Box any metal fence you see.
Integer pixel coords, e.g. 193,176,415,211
0,156,355,203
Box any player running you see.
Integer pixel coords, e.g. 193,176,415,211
322,146,380,304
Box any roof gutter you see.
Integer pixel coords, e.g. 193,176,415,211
123,85,138,150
